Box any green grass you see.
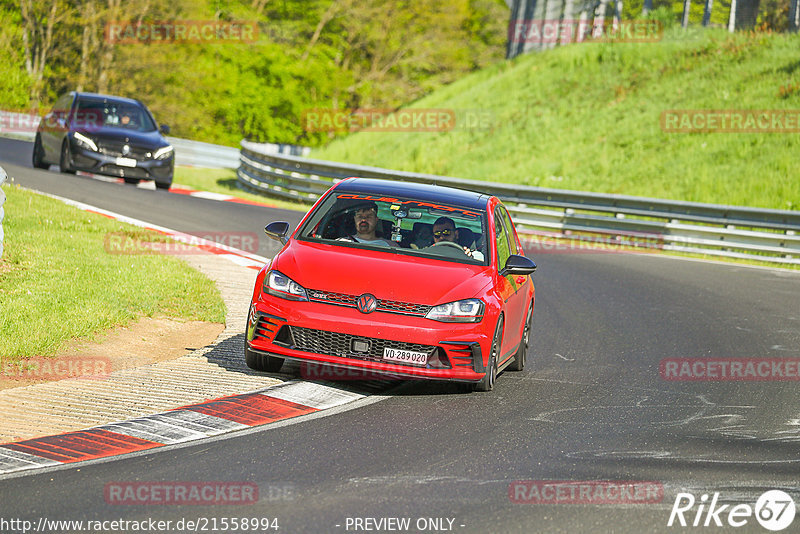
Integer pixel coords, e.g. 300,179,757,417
312,27,800,211
174,167,310,212
0,185,226,360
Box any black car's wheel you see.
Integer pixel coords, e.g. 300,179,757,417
245,343,284,373
154,180,171,190
508,301,533,372
32,134,48,169
474,316,502,392
59,141,75,174
123,178,140,185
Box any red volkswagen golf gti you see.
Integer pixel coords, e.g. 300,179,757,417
245,178,536,391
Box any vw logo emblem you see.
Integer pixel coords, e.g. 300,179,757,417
356,293,378,314
122,144,130,156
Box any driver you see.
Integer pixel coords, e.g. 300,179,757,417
431,216,482,260
432,217,458,245
347,202,398,247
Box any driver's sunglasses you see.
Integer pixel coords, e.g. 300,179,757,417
433,229,453,238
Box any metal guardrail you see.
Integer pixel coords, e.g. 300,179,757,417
238,139,800,265
0,110,308,169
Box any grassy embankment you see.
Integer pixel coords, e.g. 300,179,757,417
313,27,800,211
0,185,226,360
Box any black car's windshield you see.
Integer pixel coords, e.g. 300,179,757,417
75,99,157,132
299,191,488,265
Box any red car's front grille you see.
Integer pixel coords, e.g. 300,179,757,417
283,326,442,366
307,289,431,317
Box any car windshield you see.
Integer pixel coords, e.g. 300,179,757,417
75,99,157,132
298,191,488,265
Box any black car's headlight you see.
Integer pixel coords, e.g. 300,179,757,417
425,299,484,322
72,132,97,152
153,146,173,160
264,270,308,301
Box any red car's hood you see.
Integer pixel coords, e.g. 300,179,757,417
272,240,492,305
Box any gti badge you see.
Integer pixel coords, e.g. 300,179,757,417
356,293,378,314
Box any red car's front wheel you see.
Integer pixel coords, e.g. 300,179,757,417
245,343,284,373
474,316,502,392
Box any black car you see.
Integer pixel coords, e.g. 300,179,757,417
32,92,174,189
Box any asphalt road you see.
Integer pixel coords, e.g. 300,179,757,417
1,137,799,533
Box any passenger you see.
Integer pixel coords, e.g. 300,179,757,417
345,202,398,247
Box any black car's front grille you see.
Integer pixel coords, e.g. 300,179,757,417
99,164,148,178
307,289,431,317
97,141,152,159
284,326,436,365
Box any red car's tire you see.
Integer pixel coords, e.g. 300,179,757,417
474,316,502,392
508,301,533,372
245,344,284,373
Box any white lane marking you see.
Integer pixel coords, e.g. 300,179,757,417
98,410,249,445
555,353,575,361
100,418,208,445
220,253,264,269
148,410,250,434
0,447,61,473
260,380,366,410
190,191,235,201
21,187,268,266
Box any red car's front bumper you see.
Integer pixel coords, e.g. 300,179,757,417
246,297,492,383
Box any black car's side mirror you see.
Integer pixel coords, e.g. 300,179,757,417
265,221,291,244
160,124,170,134
499,254,536,276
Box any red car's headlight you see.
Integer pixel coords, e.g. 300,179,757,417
425,299,484,323
264,270,308,301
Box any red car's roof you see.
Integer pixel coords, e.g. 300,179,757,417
336,178,492,211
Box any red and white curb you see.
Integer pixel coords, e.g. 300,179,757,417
28,187,268,270
0,380,367,476
168,184,277,208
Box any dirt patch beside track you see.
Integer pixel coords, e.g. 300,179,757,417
0,318,223,391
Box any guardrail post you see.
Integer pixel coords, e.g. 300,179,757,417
0,165,6,259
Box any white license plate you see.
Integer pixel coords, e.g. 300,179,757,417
116,157,137,168
383,347,428,366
